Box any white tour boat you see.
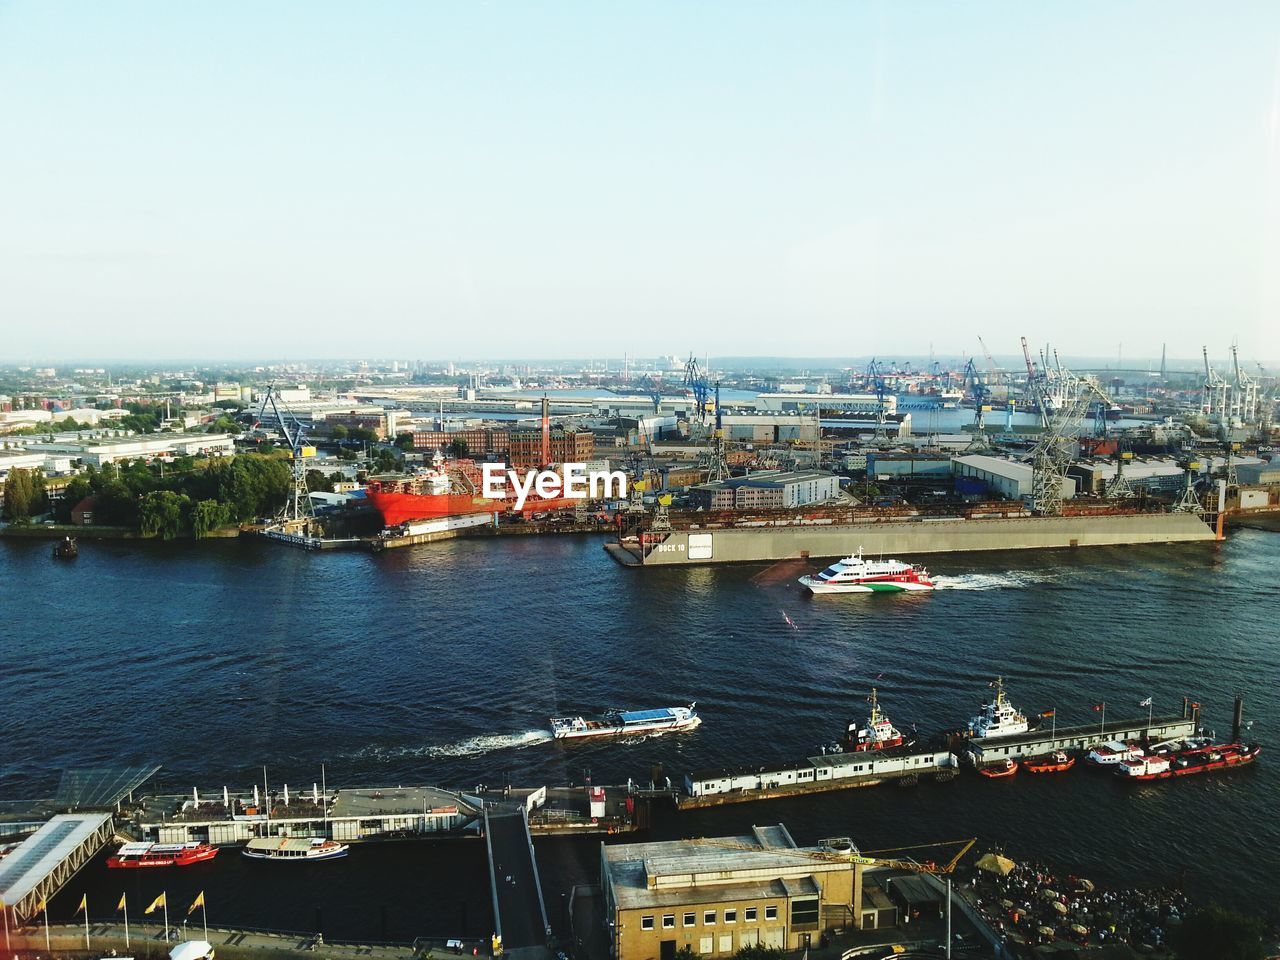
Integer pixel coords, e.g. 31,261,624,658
242,837,349,862
551,705,700,740
799,551,935,594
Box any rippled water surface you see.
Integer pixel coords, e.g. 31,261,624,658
2,529,1277,937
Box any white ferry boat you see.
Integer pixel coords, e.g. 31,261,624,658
551,705,700,740
799,552,934,594
242,837,349,862
966,677,1030,739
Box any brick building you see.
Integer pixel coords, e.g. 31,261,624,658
411,428,510,458
508,427,594,471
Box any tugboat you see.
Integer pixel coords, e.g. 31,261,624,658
844,688,914,753
1022,751,1076,774
966,678,1031,740
52,536,78,559
799,551,934,594
979,759,1018,779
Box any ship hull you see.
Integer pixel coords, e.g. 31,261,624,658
801,577,933,594
554,716,701,740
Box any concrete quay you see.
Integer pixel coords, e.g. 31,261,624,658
609,511,1216,566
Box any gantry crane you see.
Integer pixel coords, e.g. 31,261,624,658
961,358,991,451
867,359,891,444
1024,363,1112,515
256,383,314,523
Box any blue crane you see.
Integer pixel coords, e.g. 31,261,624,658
683,355,713,423
962,358,991,446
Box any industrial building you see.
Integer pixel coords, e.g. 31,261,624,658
688,470,840,511
950,454,1076,501
411,427,511,457
509,427,595,470
14,433,235,468
755,393,897,416
600,824,865,960
865,453,953,480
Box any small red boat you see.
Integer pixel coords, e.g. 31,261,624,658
1117,742,1261,781
107,841,219,868
979,759,1018,779
1022,751,1076,774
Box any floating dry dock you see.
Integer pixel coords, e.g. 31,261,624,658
608,513,1216,566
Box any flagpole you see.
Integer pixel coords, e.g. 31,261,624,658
84,895,91,951
3,898,10,957
164,894,170,942
203,896,208,942
123,893,130,949
42,899,50,954
1148,699,1153,732
1100,702,1106,739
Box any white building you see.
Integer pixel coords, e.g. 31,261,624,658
951,454,1075,501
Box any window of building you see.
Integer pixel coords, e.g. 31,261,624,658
791,898,820,926
683,913,696,927
718,934,733,953
744,908,757,922
724,909,737,923
641,916,654,931
764,906,778,921
699,937,713,954
663,915,675,929
704,910,717,925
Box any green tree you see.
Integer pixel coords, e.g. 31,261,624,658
190,498,233,538
674,948,701,960
213,399,244,410
349,426,379,443
208,415,240,433
447,438,470,459
373,448,403,474
329,423,348,440
1175,905,1266,960
95,478,139,525
338,447,358,461
730,948,784,960
394,432,416,452
139,490,191,539
2,467,35,522
306,469,335,493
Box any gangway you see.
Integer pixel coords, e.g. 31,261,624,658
0,813,114,924
483,807,551,958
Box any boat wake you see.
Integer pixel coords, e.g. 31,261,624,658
934,571,1057,591
352,730,553,761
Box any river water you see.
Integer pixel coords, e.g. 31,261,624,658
2,528,1276,939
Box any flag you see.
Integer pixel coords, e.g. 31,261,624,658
187,892,204,916
1093,702,1105,712
1139,697,1152,707
38,897,47,913
117,893,127,912
76,894,87,915
1040,709,1055,718
144,892,166,915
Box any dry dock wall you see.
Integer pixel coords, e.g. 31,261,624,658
631,513,1214,565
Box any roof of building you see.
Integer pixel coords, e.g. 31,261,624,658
692,470,838,492
951,455,1033,479
0,813,114,905
603,825,853,911
54,764,161,808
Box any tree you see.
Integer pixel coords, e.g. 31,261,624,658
213,399,244,410
1175,905,1266,960
349,426,379,444
731,947,784,960
329,423,349,440
306,469,335,494
2,467,35,522
674,948,701,960
94,479,138,525
337,447,358,462
139,490,191,539
373,448,403,475
394,432,416,452
57,476,94,522
190,498,233,539
447,438,470,459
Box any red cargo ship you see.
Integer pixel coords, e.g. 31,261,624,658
107,841,219,868
364,464,578,526
1116,741,1261,781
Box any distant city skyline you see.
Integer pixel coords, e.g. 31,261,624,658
3,2,1280,363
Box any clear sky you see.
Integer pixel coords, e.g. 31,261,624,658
3,2,1280,365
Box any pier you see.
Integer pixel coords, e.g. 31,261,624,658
484,808,551,959
0,813,114,923
965,709,1201,766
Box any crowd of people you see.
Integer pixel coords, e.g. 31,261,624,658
966,854,1192,955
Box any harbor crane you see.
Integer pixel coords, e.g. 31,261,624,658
1024,363,1112,515
961,358,991,451
866,359,891,444
256,383,314,523
683,355,714,425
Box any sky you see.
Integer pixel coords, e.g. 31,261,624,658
3,1,1280,365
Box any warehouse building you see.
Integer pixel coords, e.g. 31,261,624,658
688,470,840,511
1237,459,1280,486
600,824,865,960
865,453,953,479
950,454,1075,502
508,427,595,470
19,433,235,468
755,393,897,416
1069,457,1187,495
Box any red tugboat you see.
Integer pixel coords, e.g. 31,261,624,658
979,759,1018,779
844,688,914,752
107,841,219,868
1022,751,1076,774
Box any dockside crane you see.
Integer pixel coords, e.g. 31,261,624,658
257,383,314,523
867,359,891,444
961,358,991,451
683,355,714,426
1025,364,1112,515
